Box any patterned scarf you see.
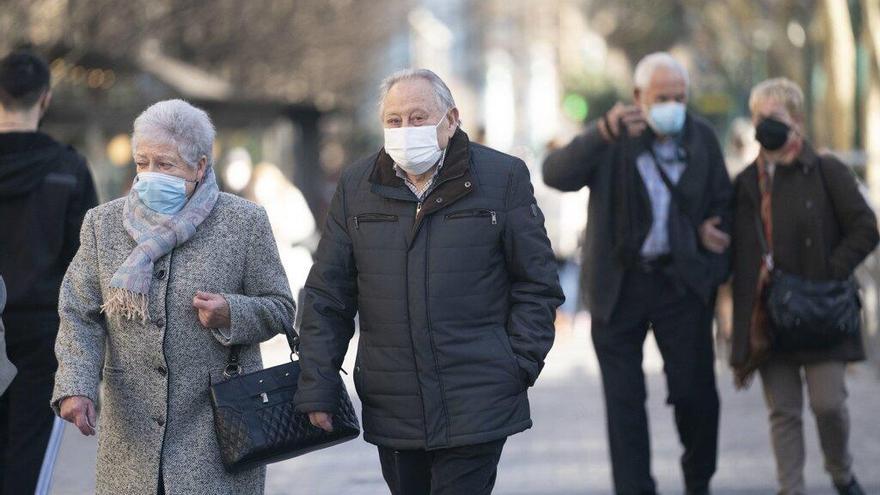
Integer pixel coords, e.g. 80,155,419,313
101,166,220,322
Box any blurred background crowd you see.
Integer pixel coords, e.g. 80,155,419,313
3,0,880,367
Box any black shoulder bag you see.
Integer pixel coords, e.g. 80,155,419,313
209,327,360,473
753,162,861,352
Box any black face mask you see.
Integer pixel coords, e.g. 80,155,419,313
755,117,791,151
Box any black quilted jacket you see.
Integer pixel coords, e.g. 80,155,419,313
294,129,564,450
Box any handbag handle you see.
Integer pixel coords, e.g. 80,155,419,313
224,325,301,378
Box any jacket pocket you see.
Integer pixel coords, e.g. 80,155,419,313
445,209,497,225
490,327,525,389
353,213,398,229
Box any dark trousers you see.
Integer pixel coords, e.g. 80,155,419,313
0,335,57,494
592,268,719,495
378,439,506,495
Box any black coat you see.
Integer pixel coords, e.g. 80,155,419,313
730,144,879,365
542,114,733,322
295,129,564,450
0,131,97,342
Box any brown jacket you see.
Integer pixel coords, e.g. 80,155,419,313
730,143,879,366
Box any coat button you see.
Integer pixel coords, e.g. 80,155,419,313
464,181,471,188
155,318,165,328
805,200,813,209
155,417,165,426
155,269,166,280
435,197,443,203
805,238,813,247
157,365,167,376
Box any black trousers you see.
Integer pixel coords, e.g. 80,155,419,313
378,439,506,495
592,268,719,495
0,335,57,495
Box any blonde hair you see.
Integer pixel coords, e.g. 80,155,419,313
749,78,805,120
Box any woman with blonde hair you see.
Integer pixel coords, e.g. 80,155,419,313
730,78,877,495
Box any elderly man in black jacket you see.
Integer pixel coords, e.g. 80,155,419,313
543,52,733,495
295,68,563,495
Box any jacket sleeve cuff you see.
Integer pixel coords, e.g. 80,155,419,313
515,355,542,387
51,374,99,416
294,400,339,415
210,293,251,346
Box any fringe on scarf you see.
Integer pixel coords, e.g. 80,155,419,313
100,288,149,323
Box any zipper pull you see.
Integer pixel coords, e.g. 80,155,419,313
354,216,359,229
416,202,422,216
490,210,497,225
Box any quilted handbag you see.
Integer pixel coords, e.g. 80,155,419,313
764,269,861,351
209,327,360,473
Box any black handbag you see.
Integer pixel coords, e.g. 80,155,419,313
209,327,360,473
753,162,861,352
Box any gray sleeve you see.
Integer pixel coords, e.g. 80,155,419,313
51,210,107,414
214,206,296,346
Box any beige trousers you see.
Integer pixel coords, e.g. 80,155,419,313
759,359,853,495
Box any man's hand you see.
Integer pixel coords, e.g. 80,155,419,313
60,396,97,436
192,291,231,329
699,216,731,254
599,102,648,141
308,411,334,432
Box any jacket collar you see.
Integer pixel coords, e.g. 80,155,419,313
739,140,820,206
369,127,475,246
792,140,819,172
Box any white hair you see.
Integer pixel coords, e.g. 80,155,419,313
131,99,216,168
378,68,456,115
633,52,689,90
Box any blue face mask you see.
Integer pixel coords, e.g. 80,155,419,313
132,172,194,214
648,101,687,136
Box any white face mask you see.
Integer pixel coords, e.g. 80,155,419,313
383,114,448,175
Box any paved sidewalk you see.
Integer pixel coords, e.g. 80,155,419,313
50,321,880,494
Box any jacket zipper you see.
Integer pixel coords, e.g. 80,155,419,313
401,223,429,443
445,208,497,224
424,222,451,446
353,213,398,229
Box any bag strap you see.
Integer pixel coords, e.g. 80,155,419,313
645,144,688,209
223,325,301,378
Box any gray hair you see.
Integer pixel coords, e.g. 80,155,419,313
378,68,456,115
131,99,216,168
633,52,690,90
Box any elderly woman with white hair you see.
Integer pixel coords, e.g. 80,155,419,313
51,99,295,494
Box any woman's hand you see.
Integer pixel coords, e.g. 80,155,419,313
192,291,231,329
60,396,97,436
308,411,334,432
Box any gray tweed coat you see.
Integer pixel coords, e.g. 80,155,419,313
51,192,295,495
